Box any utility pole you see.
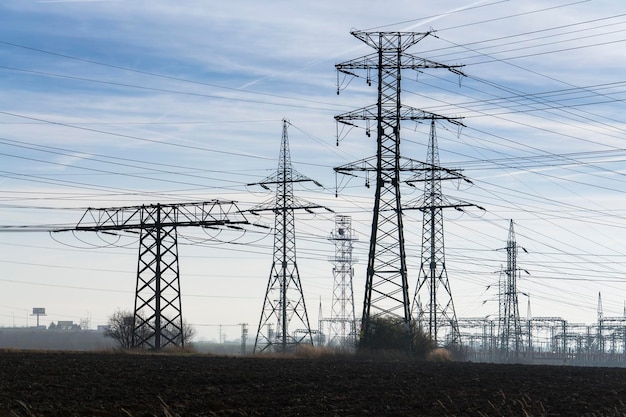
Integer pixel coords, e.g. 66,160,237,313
327,214,358,350
240,323,248,355
252,119,329,353
65,201,248,350
408,118,477,347
334,30,464,350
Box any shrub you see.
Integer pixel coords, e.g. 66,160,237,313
358,315,435,360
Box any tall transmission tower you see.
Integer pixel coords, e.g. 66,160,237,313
408,118,477,347
326,214,358,350
252,119,329,353
498,219,527,360
68,201,249,350
334,30,464,350
598,292,603,322
597,292,604,353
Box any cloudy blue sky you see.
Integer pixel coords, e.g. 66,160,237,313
1,0,626,342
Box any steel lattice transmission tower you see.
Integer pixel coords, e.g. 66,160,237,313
334,30,464,349
499,219,526,359
252,119,329,354
327,214,358,349
71,201,248,350
409,118,477,347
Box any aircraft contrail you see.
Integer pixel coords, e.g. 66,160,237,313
238,0,498,90
402,0,494,31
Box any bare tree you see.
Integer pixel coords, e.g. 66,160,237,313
106,310,196,349
105,309,135,349
160,320,196,347
178,320,196,346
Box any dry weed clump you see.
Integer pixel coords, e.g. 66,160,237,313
293,344,357,359
249,344,354,359
427,347,453,362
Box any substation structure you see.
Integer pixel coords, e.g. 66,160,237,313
457,222,626,366
458,316,626,366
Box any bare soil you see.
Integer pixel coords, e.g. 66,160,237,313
1,350,625,416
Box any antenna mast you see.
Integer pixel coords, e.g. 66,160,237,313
327,214,358,350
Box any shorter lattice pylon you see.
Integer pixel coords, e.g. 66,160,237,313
407,118,479,347
70,201,249,350
251,119,330,353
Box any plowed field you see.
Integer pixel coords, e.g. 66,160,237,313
1,351,625,416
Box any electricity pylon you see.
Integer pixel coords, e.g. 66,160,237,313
408,118,477,347
499,219,527,360
70,201,248,350
327,214,358,350
597,292,604,353
252,119,329,353
334,30,464,350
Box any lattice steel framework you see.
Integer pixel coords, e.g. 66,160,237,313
409,119,473,347
334,30,464,350
253,119,326,353
499,220,525,359
597,292,605,352
327,214,358,349
458,315,626,365
457,317,497,361
73,201,248,350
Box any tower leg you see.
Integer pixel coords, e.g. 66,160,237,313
133,204,183,350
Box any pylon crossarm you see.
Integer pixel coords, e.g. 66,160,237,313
400,107,464,125
246,200,327,214
404,191,476,209
334,157,378,174
401,53,465,74
335,105,461,124
336,53,378,73
336,157,448,177
337,53,465,73
406,168,466,184
248,169,322,188
350,30,433,50
73,200,248,231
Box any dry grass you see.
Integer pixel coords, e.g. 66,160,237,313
10,400,37,417
249,344,354,360
252,344,457,362
427,347,453,362
293,344,353,359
